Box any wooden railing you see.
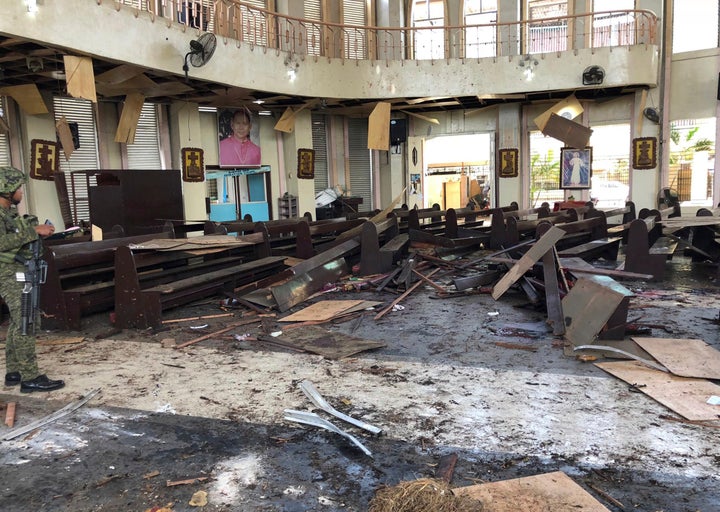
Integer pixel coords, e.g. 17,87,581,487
111,1,658,62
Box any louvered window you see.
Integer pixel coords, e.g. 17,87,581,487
311,113,329,193
343,0,367,59
0,97,10,166
303,0,323,56
347,117,372,210
239,0,269,47
126,103,162,169
53,97,100,225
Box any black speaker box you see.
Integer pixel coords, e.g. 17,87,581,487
390,118,407,145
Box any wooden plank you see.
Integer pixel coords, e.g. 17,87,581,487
0,83,48,114
561,276,632,352
368,101,391,150
491,226,565,300
115,92,145,144
63,55,97,103
453,471,610,512
632,337,720,379
280,300,366,322
595,360,720,421
542,248,565,335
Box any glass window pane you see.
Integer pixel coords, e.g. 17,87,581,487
673,0,718,53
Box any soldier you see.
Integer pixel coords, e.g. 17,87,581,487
0,166,64,392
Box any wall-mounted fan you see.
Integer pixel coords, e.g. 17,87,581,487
183,33,217,80
643,107,660,124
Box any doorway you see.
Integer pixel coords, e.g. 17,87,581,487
422,133,494,209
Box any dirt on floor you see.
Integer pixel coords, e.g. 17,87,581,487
1,251,719,512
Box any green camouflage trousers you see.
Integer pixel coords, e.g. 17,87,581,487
0,265,39,380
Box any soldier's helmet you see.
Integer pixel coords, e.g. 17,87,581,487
0,166,26,194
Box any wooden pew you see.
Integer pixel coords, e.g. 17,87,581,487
358,216,409,275
115,247,287,329
40,230,175,330
553,210,623,261
622,215,678,280
113,233,283,329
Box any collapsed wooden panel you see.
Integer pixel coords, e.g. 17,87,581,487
596,360,720,421
454,471,610,512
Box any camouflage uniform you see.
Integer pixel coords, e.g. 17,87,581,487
0,167,40,380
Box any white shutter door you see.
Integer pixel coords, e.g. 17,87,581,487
347,117,372,210
311,113,329,193
0,97,10,166
53,97,100,224
126,103,162,169
343,0,367,59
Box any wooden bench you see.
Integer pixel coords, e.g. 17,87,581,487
113,233,284,329
553,210,622,261
40,230,175,330
622,216,678,280
357,216,409,275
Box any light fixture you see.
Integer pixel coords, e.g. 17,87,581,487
25,0,38,13
582,65,605,86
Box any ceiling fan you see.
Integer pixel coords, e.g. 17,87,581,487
183,33,217,81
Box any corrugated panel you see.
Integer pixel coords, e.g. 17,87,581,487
53,97,100,225
126,103,162,169
311,113,329,193
0,97,9,166
347,117,372,210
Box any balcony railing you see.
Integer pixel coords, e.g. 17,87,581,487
112,1,658,62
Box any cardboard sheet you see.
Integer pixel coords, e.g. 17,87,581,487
595,360,720,421
453,471,610,511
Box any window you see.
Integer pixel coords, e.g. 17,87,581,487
126,103,162,169
668,118,716,205
53,97,100,225
673,0,719,53
343,0,368,59
347,117,372,209
236,0,269,47
529,130,562,207
526,0,567,54
311,114,329,193
588,124,630,208
592,0,636,48
303,0,324,56
0,97,10,166
464,0,497,58
411,0,446,60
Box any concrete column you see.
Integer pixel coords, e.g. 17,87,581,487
169,101,206,222
281,110,315,218
497,104,522,207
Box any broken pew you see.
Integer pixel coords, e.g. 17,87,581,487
40,230,175,330
113,234,285,328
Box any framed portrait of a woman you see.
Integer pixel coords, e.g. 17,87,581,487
560,147,592,189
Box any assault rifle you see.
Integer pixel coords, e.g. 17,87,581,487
15,239,47,335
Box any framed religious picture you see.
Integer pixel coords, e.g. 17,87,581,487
297,148,315,179
217,107,262,167
182,147,205,182
560,146,592,189
632,137,657,170
498,148,519,178
29,139,59,180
